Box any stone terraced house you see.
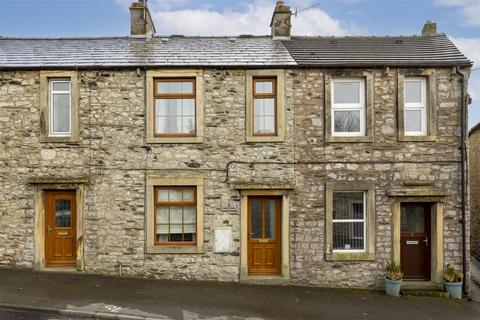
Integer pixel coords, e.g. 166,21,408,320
470,124,480,261
0,0,474,290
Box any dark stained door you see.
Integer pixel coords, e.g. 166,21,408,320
248,197,281,275
45,190,77,267
400,203,431,280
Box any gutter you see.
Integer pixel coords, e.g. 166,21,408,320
456,66,468,296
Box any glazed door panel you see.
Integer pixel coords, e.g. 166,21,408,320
45,190,77,267
400,203,431,280
248,197,281,275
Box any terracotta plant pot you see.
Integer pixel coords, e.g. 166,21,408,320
444,281,463,299
385,277,402,297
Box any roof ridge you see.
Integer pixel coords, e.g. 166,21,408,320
0,33,449,41
0,36,132,40
0,35,277,41
290,33,448,40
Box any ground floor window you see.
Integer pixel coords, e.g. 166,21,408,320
332,191,366,252
325,182,375,261
146,175,204,254
154,187,197,245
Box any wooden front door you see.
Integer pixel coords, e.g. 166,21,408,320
45,190,77,267
248,197,281,275
400,203,431,280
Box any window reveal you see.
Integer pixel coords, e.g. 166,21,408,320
404,77,427,136
154,78,196,136
332,191,366,251
331,79,365,136
154,187,197,244
49,79,71,136
252,78,277,136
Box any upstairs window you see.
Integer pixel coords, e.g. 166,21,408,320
331,79,365,136
332,191,366,252
253,78,277,136
49,79,71,136
404,77,427,136
154,78,196,137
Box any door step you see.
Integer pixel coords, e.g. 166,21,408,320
401,289,449,298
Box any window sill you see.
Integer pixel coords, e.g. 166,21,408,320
325,252,375,261
398,135,437,142
326,136,373,143
40,136,79,144
146,136,204,144
146,245,205,254
246,135,285,143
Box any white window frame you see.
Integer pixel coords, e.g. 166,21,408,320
404,77,427,136
332,191,367,253
331,78,366,137
49,79,72,137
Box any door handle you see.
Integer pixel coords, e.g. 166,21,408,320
423,238,429,246
47,227,53,234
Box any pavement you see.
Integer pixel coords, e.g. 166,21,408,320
0,307,88,320
0,269,479,320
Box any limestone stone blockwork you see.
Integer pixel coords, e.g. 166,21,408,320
0,67,468,288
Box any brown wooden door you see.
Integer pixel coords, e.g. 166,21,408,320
45,190,77,267
248,197,281,275
400,203,431,280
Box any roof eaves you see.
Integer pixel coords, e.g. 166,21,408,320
469,122,480,137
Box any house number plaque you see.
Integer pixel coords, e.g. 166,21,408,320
221,201,239,212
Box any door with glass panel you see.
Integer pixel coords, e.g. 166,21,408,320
45,190,77,267
248,197,281,275
400,203,431,280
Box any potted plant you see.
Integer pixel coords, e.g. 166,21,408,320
385,260,403,297
444,264,463,299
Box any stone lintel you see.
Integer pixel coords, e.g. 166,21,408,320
387,188,448,197
403,181,433,187
234,183,295,190
28,177,89,184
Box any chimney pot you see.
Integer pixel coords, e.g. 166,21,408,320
270,0,292,40
422,20,437,36
130,0,156,38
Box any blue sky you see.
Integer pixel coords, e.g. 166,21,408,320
0,0,478,127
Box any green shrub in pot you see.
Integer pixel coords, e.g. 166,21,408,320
444,264,463,299
385,260,403,297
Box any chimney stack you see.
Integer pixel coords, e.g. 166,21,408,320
422,20,437,36
130,0,156,38
270,1,292,40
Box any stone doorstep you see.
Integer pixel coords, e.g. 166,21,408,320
0,303,169,320
401,289,450,298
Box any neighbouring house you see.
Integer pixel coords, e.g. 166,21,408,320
470,123,480,260
0,0,474,290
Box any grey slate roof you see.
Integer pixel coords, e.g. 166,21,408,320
0,33,472,69
0,36,296,68
283,34,473,67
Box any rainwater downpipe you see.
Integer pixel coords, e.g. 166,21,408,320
456,66,467,296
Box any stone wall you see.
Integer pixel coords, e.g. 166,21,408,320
289,68,466,287
470,127,480,260
0,67,468,287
